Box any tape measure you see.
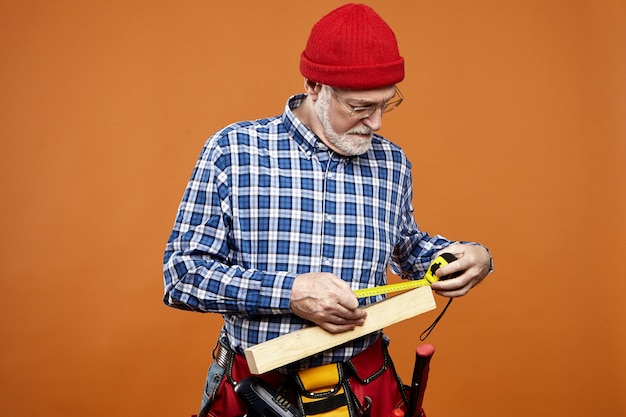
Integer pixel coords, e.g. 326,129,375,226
354,253,458,298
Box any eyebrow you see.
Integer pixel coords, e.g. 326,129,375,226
339,90,397,106
346,95,395,107
350,99,378,107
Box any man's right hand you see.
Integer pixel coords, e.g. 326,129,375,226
290,272,367,333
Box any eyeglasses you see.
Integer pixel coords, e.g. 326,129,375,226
330,87,404,119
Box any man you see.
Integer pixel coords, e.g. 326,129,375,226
163,4,492,417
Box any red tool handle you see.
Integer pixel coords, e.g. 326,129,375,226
407,344,435,417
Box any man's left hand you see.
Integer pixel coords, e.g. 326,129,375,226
429,243,492,297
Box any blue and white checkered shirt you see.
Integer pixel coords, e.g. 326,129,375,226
163,94,453,371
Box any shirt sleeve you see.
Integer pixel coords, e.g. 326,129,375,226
162,136,296,315
389,168,454,279
390,168,494,279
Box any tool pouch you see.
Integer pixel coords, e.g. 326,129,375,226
294,363,355,416
198,341,287,417
345,338,408,416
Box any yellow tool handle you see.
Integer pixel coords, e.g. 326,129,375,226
354,253,457,299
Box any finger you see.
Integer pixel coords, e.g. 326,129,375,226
336,291,360,310
320,322,359,334
436,254,469,278
339,297,359,310
319,316,366,333
433,286,471,298
328,313,366,325
334,302,367,320
432,274,476,297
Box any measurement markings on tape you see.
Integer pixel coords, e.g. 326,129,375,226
353,279,432,298
353,253,459,299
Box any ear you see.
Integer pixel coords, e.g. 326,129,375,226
303,78,322,99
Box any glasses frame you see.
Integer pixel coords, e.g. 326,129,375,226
330,87,404,119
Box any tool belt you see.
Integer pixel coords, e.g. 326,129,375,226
198,337,409,417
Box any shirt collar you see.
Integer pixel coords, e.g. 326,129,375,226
283,94,360,162
282,94,327,158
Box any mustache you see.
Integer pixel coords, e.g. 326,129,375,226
348,127,373,135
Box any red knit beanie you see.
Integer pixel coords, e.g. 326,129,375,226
300,3,404,90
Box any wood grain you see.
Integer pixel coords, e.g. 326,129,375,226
244,286,437,374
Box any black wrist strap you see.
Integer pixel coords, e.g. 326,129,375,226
419,298,453,341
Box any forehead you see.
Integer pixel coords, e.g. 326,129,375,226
336,85,397,103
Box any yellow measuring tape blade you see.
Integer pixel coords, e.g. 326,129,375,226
353,279,433,298
353,253,457,298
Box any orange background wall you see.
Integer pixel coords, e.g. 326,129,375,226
1,1,624,416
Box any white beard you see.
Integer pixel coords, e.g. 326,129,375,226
315,88,373,156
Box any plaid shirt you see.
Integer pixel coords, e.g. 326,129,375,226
163,94,453,370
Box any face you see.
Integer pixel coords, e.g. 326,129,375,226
314,85,397,156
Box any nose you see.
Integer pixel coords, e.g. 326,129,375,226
362,108,383,131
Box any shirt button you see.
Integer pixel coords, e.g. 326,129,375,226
323,259,332,266
325,214,334,222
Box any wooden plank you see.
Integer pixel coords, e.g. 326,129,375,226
244,286,436,374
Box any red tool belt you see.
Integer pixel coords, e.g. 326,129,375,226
198,337,410,417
